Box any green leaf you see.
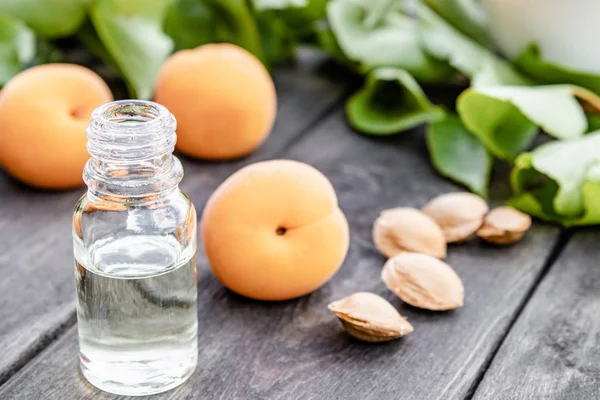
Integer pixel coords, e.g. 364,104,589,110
426,114,492,197
163,0,218,51
0,0,90,38
509,153,561,222
417,2,529,86
577,170,600,226
473,86,590,139
163,0,273,65
515,44,600,96
422,0,490,46
294,0,328,21
210,0,265,64
31,38,63,66
253,0,307,10
315,24,349,64
259,0,328,43
587,113,600,132
457,85,600,159
470,56,532,87
346,67,444,135
457,90,536,160
254,11,296,65
530,135,600,217
510,130,600,226
77,21,119,70
90,0,173,99
327,0,453,82
0,14,35,85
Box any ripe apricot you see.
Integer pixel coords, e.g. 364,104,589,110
201,160,350,301
154,43,276,160
0,64,112,189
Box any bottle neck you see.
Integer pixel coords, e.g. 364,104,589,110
83,100,183,202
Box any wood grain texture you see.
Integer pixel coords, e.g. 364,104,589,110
473,231,600,400
1,108,560,400
0,50,346,385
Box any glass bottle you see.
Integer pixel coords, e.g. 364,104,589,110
72,100,198,396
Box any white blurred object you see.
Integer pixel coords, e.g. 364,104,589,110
483,0,600,74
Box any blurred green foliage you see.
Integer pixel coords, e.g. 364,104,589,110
0,0,328,98
90,0,173,99
0,14,35,85
0,0,91,38
3,0,600,225
327,0,453,82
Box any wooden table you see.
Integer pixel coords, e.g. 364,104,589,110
1,52,598,400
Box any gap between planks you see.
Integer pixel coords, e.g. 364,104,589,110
0,311,76,387
465,228,574,399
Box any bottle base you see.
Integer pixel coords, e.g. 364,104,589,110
80,353,197,396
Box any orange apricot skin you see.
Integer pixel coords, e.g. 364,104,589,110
154,43,277,160
0,64,113,189
201,160,350,301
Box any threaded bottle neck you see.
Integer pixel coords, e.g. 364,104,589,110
84,100,183,201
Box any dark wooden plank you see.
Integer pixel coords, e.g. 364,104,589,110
1,106,560,399
472,230,600,400
0,50,346,385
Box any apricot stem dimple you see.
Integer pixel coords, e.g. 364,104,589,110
276,227,287,236
70,107,84,119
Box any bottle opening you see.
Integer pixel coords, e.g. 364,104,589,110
93,100,172,129
84,100,182,199
87,100,176,147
